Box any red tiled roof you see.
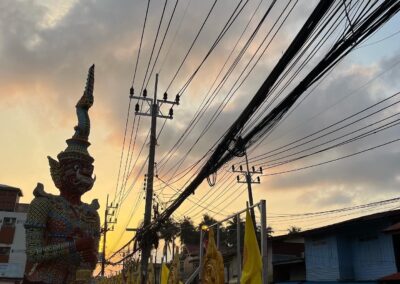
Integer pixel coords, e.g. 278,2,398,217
383,222,400,234
0,184,23,196
379,272,400,280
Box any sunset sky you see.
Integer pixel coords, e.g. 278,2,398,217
1,0,400,269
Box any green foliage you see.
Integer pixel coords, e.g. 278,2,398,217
179,216,199,245
287,226,302,234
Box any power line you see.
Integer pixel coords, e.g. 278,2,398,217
246,91,400,164
262,137,400,176
140,0,168,93
165,0,218,93
158,0,193,73
144,0,179,88
157,0,290,178
131,0,151,88
145,1,400,241
156,0,267,171
112,0,151,202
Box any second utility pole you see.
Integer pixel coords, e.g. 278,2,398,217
232,150,262,227
101,194,117,276
132,74,178,283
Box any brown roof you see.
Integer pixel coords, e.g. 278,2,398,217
0,184,23,196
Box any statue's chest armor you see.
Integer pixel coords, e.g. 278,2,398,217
46,197,97,239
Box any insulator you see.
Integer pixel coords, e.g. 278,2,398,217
135,103,140,112
143,89,147,97
260,166,263,173
252,166,255,172
130,87,134,95
175,94,180,104
169,108,173,117
232,165,235,171
257,176,260,182
163,92,168,101
239,165,243,171
237,176,240,182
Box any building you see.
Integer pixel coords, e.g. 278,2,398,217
272,235,305,282
0,184,28,283
273,209,400,283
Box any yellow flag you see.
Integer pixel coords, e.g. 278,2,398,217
161,263,170,284
147,260,155,284
240,210,262,284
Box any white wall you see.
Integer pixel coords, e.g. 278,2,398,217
352,232,397,280
305,235,340,281
0,211,27,279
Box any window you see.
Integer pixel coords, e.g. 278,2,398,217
3,217,16,226
0,247,10,255
0,247,11,263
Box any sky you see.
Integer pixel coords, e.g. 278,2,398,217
1,0,400,268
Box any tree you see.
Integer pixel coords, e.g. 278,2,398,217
287,226,302,234
179,216,199,246
159,217,180,261
199,213,218,227
267,226,274,237
225,215,245,248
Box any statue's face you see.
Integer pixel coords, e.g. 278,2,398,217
60,159,96,195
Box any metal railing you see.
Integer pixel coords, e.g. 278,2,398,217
186,199,267,284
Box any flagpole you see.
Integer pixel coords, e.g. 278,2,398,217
260,200,268,284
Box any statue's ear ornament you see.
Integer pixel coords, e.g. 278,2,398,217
47,156,62,189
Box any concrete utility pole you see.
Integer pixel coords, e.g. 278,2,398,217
232,151,262,227
101,194,118,276
131,74,178,283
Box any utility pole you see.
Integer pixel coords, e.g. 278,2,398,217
131,74,178,283
101,194,118,276
232,151,262,227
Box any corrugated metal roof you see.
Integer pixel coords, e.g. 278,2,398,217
274,209,400,239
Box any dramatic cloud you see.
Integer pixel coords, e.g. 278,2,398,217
1,0,400,253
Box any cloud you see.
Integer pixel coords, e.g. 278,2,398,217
1,0,400,242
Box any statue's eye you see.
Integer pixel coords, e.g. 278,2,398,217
74,165,80,171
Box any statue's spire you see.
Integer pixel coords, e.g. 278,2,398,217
48,65,96,191
73,64,94,140
57,65,95,163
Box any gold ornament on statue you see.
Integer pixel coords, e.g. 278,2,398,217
201,228,224,284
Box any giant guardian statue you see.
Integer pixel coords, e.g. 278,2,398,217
24,65,100,284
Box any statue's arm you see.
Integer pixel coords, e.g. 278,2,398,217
25,197,75,262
